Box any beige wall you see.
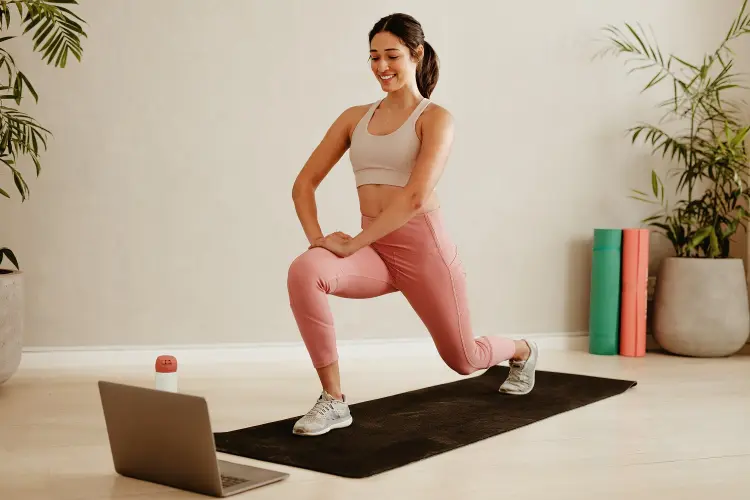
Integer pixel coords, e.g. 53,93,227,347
0,0,745,347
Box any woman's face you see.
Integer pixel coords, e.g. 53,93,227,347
369,31,420,93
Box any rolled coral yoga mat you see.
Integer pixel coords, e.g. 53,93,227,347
588,228,622,355
619,228,649,357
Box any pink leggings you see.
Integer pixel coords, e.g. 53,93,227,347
287,209,516,374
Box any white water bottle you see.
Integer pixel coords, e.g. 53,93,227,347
155,354,178,392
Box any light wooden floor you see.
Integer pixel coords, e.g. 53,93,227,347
1,347,749,500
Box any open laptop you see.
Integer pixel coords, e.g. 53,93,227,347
98,381,289,497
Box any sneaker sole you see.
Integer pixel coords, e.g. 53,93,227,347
293,415,353,437
499,378,535,395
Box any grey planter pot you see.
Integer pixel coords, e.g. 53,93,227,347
0,270,23,384
653,257,750,357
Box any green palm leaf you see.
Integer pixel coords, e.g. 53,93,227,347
0,0,87,68
0,1,86,269
598,0,750,259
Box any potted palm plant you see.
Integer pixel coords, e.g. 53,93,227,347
598,0,750,357
0,1,86,384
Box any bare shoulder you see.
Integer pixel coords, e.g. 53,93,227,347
332,103,372,142
423,102,454,126
418,102,454,140
347,103,373,119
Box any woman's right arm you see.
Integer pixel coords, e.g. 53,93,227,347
292,106,361,245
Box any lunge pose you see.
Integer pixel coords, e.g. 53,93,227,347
288,13,539,436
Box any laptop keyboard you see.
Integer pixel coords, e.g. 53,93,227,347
221,474,248,488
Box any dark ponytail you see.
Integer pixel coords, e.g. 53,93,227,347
368,13,440,98
417,40,439,98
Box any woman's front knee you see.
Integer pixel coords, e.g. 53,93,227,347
287,248,329,289
444,356,477,376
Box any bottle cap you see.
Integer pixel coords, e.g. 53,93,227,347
155,355,178,373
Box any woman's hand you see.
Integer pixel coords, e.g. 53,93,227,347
309,232,355,257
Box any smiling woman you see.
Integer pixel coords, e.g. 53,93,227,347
368,15,439,101
287,12,539,438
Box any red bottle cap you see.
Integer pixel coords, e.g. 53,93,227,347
155,355,177,373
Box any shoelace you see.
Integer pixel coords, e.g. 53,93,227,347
507,360,528,381
509,358,527,369
305,399,336,418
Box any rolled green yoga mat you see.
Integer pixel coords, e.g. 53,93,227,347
588,228,622,355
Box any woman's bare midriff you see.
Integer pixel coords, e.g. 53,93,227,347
357,184,440,218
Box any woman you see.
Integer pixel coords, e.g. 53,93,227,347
288,13,539,437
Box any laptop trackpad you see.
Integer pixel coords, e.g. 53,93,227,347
218,459,288,488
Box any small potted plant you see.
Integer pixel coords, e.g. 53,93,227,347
598,1,750,356
0,1,86,384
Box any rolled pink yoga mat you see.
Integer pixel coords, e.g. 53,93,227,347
619,229,649,357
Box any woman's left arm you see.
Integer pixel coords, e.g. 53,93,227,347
343,107,455,255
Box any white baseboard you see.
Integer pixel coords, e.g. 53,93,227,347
19,331,588,371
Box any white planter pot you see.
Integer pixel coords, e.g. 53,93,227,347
0,270,23,384
653,257,750,357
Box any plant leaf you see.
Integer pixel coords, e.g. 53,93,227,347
0,247,19,269
688,226,713,249
18,71,37,101
709,226,720,257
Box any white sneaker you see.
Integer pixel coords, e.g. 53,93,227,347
499,340,539,395
292,391,353,436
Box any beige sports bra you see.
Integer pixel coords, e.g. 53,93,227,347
349,97,431,187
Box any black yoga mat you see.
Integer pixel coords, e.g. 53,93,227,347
214,365,636,478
